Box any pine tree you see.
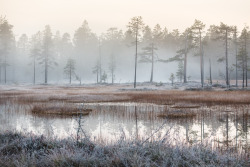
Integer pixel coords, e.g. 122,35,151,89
101,71,107,83
38,25,57,84
30,31,42,84
169,73,175,86
176,61,184,82
139,43,158,82
209,23,234,87
191,20,206,87
64,58,76,84
109,54,116,84
238,26,249,87
0,18,14,84
92,60,100,83
127,16,144,88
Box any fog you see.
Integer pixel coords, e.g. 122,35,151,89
0,0,250,85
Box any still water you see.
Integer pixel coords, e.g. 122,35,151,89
0,101,249,152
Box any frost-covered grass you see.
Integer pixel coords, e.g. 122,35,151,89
126,90,250,105
0,131,248,167
1,84,250,106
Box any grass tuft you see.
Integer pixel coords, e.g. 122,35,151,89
31,103,91,117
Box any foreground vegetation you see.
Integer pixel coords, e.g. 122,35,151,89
0,131,248,167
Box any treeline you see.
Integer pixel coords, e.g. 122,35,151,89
0,16,249,87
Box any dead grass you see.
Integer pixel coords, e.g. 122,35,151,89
122,90,250,105
170,105,201,109
158,110,197,119
1,85,250,107
31,103,91,116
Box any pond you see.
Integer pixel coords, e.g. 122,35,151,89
0,101,249,153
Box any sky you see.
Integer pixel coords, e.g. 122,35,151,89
1,0,250,38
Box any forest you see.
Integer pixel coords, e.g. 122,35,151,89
0,16,249,87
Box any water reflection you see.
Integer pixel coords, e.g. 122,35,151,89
0,102,249,153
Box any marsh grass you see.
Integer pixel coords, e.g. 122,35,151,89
158,110,197,119
31,103,91,117
170,104,201,109
0,131,247,167
125,90,250,105
1,86,250,106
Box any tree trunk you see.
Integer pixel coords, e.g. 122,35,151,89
235,35,238,87
184,53,187,83
134,19,138,88
70,65,71,84
209,58,212,85
236,53,238,87
225,29,229,87
33,57,36,85
150,43,154,83
4,54,7,84
245,35,248,87
45,55,48,84
0,66,1,83
112,69,114,84
243,63,245,88
184,35,188,83
199,29,203,87
99,40,102,83
97,70,99,83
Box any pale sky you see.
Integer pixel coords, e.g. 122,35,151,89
1,0,250,38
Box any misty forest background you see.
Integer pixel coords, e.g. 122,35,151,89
0,16,249,87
